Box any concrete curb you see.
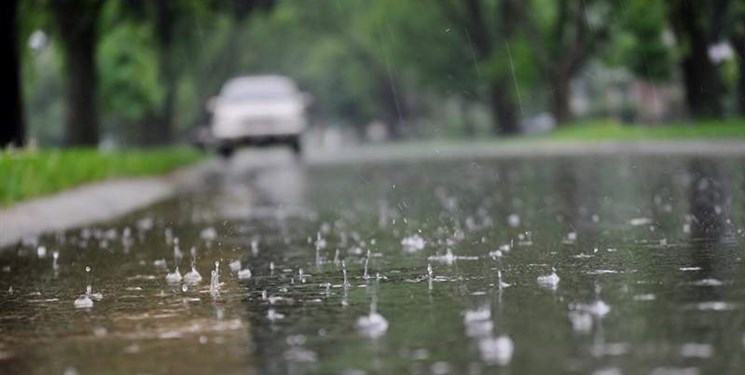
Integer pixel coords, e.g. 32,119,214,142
0,159,217,249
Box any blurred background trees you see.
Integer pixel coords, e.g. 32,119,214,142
1,0,24,147
4,0,745,148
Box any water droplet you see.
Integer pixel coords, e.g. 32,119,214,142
238,267,252,280
166,267,182,283
342,260,350,288
537,267,560,289
210,261,221,296
508,214,520,227
73,295,93,309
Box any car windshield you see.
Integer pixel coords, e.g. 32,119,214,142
221,80,295,103
221,89,291,103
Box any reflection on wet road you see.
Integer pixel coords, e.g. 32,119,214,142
2,149,745,374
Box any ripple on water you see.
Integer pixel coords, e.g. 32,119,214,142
680,343,714,358
689,278,723,286
536,268,560,289
693,301,737,311
73,295,93,309
401,234,426,252
591,368,623,375
679,267,702,272
586,269,619,275
568,311,593,334
283,347,317,363
590,342,630,357
427,249,479,264
356,311,388,338
649,368,700,375
633,294,656,301
478,335,514,366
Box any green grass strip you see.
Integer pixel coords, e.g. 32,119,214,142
544,119,745,140
0,147,205,206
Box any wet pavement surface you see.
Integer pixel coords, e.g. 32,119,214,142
2,149,745,375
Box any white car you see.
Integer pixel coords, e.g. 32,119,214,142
209,75,308,157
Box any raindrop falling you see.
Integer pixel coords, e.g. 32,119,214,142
173,239,183,264
210,261,220,296
74,266,100,308
427,263,434,290
497,271,511,290
342,260,350,288
251,238,260,256
362,250,371,280
52,250,60,270
297,268,307,283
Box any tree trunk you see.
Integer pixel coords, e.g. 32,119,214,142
63,24,99,146
0,0,24,147
732,37,745,116
490,83,519,135
668,0,724,119
53,0,101,147
550,73,572,126
738,62,745,117
153,0,175,145
680,51,724,119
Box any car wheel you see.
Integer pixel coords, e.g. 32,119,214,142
289,137,302,156
217,146,234,159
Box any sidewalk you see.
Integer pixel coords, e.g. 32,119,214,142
0,160,217,249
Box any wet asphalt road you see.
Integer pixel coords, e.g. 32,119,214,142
2,146,745,375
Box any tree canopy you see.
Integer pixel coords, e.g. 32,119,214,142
5,0,745,148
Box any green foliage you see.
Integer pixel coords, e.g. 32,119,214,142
545,119,745,140
0,147,204,206
16,0,745,145
612,0,673,81
98,22,163,123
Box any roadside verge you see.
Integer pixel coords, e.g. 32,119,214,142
0,160,217,249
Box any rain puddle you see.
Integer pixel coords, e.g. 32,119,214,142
2,154,745,374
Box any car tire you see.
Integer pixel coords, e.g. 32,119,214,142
289,137,302,156
217,146,234,159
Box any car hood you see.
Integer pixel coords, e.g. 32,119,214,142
215,101,303,120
